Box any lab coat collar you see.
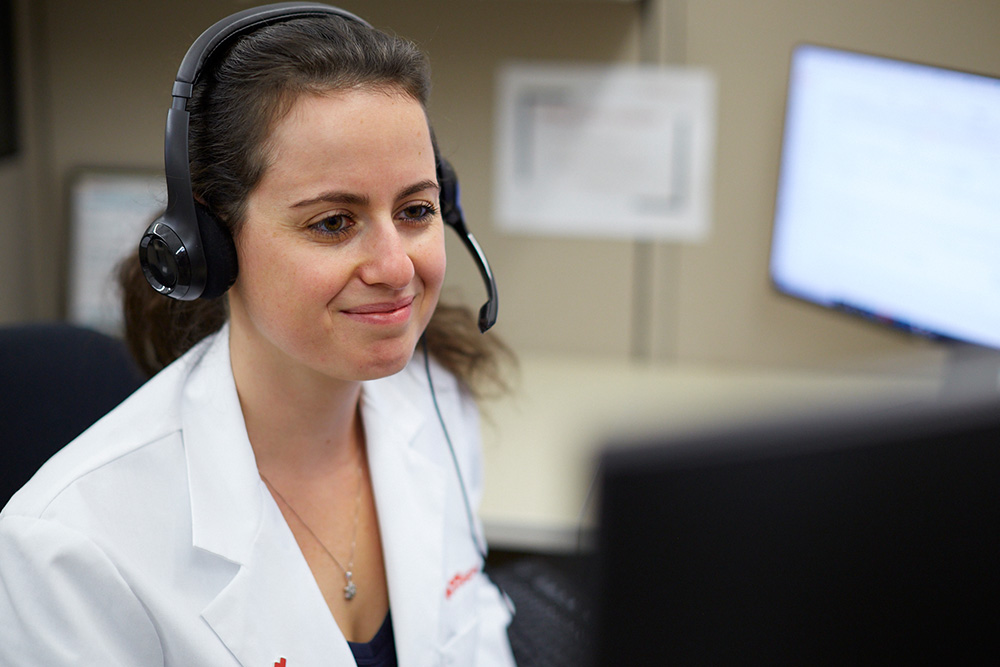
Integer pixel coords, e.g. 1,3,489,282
182,328,448,665
182,325,262,565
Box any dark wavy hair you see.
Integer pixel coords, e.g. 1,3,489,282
119,14,512,398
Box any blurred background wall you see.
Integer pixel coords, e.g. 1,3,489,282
2,0,999,375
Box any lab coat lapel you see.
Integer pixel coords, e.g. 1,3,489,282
200,495,355,665
182,328,353,665
362,376,446,667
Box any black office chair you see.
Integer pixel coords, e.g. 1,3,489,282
0,322,147,506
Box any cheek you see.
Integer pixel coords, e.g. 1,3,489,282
236,233,345,316
418,236,448,297
238,235,288,303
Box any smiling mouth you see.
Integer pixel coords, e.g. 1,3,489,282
342,296,415,324
344,296,414,315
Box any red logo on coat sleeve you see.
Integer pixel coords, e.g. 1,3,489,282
274,659,287,667
445,566,480,599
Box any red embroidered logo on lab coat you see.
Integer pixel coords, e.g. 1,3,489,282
274,659,286,667
445,566,479,599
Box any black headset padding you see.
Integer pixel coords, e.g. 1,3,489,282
193,203,239,299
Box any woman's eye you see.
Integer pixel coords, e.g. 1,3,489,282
399,203,437,222
310,214,352,238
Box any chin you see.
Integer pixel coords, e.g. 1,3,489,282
349,339,418,381
352,359,410,382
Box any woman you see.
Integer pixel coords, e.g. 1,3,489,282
0,4,515,665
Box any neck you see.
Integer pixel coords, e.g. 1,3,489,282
228,329,365,477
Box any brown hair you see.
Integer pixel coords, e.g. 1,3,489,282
120,14,512,398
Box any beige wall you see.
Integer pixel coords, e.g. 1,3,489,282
5,0,999,375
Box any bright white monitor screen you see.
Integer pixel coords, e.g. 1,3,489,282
770,44,1000,349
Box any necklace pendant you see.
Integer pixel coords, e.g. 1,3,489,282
343,571,357,600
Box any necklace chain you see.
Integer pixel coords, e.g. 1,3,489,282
260,464,364,601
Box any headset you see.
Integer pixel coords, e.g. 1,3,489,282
138,1,498,333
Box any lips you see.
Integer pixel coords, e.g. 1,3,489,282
342,296,415,325
344,296,414,315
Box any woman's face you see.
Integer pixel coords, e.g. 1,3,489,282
228,88,446,386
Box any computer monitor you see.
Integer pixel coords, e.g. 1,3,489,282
769,44,1000,350
595,396,1000,664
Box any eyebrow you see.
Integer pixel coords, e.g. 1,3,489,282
290,179,440,209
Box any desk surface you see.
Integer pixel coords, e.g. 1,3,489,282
478,355,941,553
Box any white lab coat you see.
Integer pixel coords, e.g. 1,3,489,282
0,325,515,666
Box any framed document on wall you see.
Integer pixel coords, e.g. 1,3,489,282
67,169,166,333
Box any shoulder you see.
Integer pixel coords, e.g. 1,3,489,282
0,329,240,613
0,513,165,663
1,330,221,520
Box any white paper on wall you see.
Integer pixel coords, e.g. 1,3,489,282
494,63,717,242
67,170,166,333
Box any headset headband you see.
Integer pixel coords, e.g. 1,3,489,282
173,3,367,96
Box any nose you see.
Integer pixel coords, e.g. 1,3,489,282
357,219,415,289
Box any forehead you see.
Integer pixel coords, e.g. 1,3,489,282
271,87,431,153
259,88,436,197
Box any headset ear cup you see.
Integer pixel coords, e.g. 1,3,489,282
195,202,238,299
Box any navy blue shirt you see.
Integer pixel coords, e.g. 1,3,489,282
347,612,397,667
